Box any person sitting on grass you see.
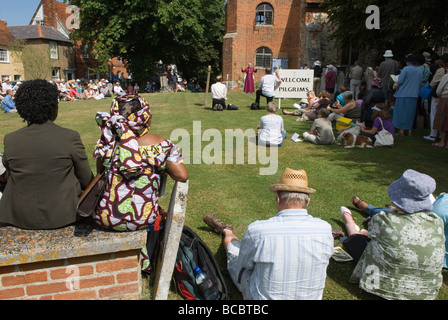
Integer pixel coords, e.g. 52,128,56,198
339,169,444,300
257,102,286,147
282,90,331,121
302,108,335,145
203,168,334,300
1,89,17,114
359,106,394,144
327,91,361,123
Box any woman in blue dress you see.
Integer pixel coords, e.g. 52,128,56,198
392,55,423,136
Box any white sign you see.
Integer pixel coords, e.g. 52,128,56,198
274,69,314,99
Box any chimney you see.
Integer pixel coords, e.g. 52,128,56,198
0,20,15,46
42,0,56,28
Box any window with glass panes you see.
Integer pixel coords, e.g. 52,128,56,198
0,48,9,62
255,47,272,68
255,3,273,25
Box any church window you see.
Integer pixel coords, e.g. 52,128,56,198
256,3,273,25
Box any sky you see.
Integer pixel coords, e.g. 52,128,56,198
0,0,46,26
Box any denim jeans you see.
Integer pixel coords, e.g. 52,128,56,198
365,205,393,216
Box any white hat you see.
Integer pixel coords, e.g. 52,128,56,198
422,52,431,62
383,50,393,57
314,60,321,66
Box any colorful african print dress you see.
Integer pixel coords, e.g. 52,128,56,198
92,95,183,271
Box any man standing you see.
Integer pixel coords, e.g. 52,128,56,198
325,65,336,96
377,50,399,108
1,90,17,114
349,61,363,99
254,67,282,108
203,168,334,300
312,61,323,93
210,75,227,111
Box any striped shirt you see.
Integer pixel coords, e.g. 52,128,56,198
238,209,334,300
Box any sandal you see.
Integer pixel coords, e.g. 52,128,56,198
352,196,368,211
340,206,360,232
352,196,363,209
432,142,445,148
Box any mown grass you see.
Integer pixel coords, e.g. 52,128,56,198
1,89,447,300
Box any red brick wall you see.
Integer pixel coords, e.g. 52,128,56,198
0,250,142,300
222,0,306,86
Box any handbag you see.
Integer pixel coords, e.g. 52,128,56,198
77,141,118,217
419,84,432,99
374,118,394,147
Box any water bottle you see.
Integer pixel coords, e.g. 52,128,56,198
194,266,219,300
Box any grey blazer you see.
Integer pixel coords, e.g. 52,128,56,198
0,121,93,229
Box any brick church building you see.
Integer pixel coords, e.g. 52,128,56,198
222,0,341,88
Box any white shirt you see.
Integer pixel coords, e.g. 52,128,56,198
238,209,334,300
258,114,284,146
2,82,11,94
211,82,227,100
114,85,125,94
259,74,280,97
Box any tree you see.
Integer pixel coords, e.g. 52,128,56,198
322,0,448,60
68,0,225,83
9,39,53,80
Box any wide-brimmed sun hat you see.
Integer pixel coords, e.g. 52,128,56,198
387,169,436,213
383,50,393,57
269,168,316,194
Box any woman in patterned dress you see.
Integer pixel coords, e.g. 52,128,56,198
340,169,444,300
93,95,188,271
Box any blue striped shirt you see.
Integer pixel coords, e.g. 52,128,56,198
238,209,334,300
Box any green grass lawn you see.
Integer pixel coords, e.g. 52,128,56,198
1,89,447,300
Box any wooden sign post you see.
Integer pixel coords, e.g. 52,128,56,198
204,65,212,107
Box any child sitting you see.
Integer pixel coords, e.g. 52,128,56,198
302,108,335,145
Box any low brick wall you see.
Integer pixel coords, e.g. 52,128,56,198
0,222,147,300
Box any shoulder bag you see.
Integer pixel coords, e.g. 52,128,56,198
374,118,394,147
77,140,119,217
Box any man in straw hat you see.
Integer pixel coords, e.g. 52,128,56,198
203,168,334,300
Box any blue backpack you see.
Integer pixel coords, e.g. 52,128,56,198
172,226,229,300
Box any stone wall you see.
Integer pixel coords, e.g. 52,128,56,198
0,223,147,300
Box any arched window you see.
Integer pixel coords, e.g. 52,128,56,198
256,3,273,25
255,47,272,68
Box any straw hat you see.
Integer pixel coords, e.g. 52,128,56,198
269,168,316,194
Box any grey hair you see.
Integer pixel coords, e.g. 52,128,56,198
266,102,278,113
278,191,310,208
342,91,353,101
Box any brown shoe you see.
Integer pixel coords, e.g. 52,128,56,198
352,196,368,212
203,214,233,235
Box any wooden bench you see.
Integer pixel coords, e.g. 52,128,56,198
0,180,188,300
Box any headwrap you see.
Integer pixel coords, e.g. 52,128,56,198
93,95,152,173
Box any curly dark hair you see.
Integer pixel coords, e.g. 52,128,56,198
15,79,59,125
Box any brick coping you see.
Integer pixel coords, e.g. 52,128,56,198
0,221,147,267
